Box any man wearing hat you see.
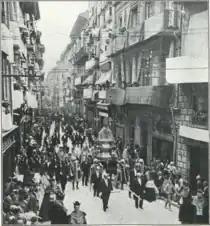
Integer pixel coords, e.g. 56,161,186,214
68,201,87,224
99,172,113,212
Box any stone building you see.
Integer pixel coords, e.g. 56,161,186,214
1,1,45,185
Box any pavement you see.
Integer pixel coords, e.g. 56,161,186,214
63,182,180,224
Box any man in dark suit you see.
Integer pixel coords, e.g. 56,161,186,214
99,172,113,212
91,166,102,197
48,191,68,224
133,172,145,209
129,163,140,198
81,157,91,186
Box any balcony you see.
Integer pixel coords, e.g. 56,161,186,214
83,88,93,99
144,9,178,40
166,56,208,84
127,23,144,47
85,58,98,71
99,90,108,100
192,111,208,129
125,85,172,108
74,46,89,64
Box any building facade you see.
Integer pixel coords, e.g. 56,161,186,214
166,1,208,188
55,0,208,185
1,1,45,185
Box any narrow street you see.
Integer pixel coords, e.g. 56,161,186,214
64,182,179,224
58,123,180,224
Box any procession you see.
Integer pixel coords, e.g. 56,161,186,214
2,112,208,224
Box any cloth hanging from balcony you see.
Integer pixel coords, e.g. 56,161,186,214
2,108,13,132
1,23,14,63
26,92,38,109
12,90,24,110
95,71,112,85
82,74,94,85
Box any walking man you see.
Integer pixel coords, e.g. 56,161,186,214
91,166,102,197
99,172,113,212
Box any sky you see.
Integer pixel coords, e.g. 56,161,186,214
36,1,88,74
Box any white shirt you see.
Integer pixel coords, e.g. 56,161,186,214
137,178,142,185
104,179,108,186
96,172,99,178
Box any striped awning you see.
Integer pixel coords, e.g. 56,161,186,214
95,71,111,85
83,74,93,85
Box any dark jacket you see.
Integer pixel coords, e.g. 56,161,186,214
179,197,196,224
81,161,91,175
48,200,68,224
100,178,113,197
91,172,102,187
133,178,145,197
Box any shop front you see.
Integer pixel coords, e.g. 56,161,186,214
2,125,19,189
189,143,208,192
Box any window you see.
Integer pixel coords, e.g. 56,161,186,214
119,16,123,27
131,7,138,28
124,10,127,25
146,2,155,19
1,53,9,101
109,7,112,16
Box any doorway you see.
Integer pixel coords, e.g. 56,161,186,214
190,145,208,192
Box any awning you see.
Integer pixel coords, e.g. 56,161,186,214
83,74,93,85
166,56,208,84
75,77,82,86
95,71,112,85
9,21,22,49
12,90,24,110
179,125,209,143
1,23,14,62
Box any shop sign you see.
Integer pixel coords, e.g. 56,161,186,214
3,134,15,153
99,111,109,117
97,104,109,111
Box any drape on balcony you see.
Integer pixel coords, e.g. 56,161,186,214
2,108,13,132
95,71,112,85
12,90,24,110
26,92,38,109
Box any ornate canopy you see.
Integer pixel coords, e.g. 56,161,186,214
97,126,114,142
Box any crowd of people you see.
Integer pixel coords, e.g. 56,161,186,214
3,112,209,224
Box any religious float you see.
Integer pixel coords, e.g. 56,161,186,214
96,125,116,169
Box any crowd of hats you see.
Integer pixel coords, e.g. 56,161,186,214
3,175,42,224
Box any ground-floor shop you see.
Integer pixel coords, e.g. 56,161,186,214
2,126,19,191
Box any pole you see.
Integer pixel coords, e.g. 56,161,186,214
208,2,210,223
